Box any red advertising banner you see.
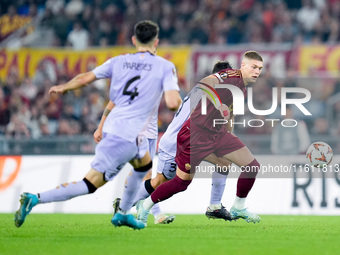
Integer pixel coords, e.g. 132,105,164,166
298,45,340,77
0,46,191,81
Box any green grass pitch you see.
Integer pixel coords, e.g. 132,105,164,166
1,214,339,255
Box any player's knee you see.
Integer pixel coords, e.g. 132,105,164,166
144,179,155,194
134,161,152,172
173,175,192,192
83,178,97,193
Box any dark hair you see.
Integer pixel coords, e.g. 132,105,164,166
134,20,159,44
212,61,232,73
243,51,263,62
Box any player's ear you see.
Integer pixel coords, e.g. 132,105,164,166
154,38,159,48
132,36,137,46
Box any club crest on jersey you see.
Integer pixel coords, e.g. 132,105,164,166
219,71,228,80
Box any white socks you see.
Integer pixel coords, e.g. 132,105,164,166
232,196,246,210
39,180,89,203
143,196,155,211
120,170,147,211
210,171,227,204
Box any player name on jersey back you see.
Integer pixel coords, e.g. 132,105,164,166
123,62,152,71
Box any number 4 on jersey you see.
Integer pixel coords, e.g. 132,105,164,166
123,76,140,101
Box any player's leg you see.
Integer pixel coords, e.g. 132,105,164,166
15,172,108,228
15,134,142,228
111,153,151,229
203,154,232,221
145,139,174,224
221,146,261,223
134,151,177,224
134,173,174,224
118,151,152,213
137,167,193,225
149,156,177,224
134,148,176,203
136,119,209,226
114,135,152,214
149,173,176,224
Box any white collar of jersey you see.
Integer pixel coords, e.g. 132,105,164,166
136,51,155,56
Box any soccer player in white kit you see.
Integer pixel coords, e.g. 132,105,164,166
94,99,176,224
14,20,181,230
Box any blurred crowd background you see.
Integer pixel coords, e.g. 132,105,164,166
2,0,340,46
1,0,340,155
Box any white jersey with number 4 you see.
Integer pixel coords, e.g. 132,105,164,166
93,51,179,142
159,86,203,157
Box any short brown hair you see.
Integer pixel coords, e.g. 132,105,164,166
212,61,232,73
134,20,159,44
243,51,263,62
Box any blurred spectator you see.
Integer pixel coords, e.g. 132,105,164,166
65,0,84,18
311,117,329,134
0,88,10,134
6,113,30,138
45,0,65,16
296,0,320,41
18,77,38,101
45,93,63,135
66,21,89,50
28,105,49,139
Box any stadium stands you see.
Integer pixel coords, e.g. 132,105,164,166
1,0,340,155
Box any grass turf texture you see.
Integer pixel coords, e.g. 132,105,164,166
1,214,339,255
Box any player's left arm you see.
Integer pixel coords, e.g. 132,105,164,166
49,71,97,95
164,90,182,111
163,63,182,111
93,100,115,143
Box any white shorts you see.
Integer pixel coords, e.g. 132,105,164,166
137,136,157,160
91,133,138,181
156,148,177,180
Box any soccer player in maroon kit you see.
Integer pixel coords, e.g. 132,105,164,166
137,51,264,226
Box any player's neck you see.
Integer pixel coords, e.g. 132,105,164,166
243,78,250,86
240,69,251,86
136,45,155,55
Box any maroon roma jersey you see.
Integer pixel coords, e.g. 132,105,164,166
190,68,246,133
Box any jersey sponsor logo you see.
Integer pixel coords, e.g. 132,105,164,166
123,62,152,71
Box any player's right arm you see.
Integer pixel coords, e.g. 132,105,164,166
93,100,115,143
198,75,231,120
199,75,219,88
164,90,182,111
49,71,97,95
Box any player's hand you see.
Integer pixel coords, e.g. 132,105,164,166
218,104,230,120
93,128,103,143
49,85,66,95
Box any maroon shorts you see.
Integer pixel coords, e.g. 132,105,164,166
175,119,245,174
